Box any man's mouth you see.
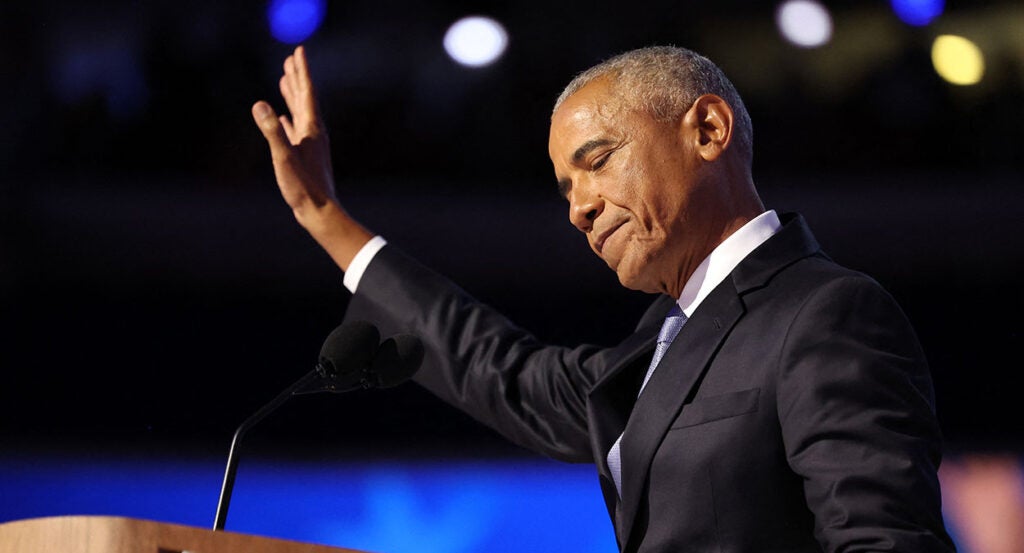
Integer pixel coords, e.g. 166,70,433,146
594,219,627,255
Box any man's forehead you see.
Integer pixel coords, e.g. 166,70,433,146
552,79,625,126
549,84,627,153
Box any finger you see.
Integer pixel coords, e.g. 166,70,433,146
284,54,299,102
280,74,297,116
294,46,310,89
284,46,319,128
282,55,311,131
294,45,323,121
252,101,291,160
283,53,295,77
280,115,297,144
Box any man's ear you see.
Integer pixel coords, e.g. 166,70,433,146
681,94,734,162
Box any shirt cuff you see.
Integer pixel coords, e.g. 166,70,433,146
343,235,388,293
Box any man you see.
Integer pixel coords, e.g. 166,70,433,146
252,45,955,552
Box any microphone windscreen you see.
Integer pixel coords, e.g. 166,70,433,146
371,334,424,388
318,320,380,375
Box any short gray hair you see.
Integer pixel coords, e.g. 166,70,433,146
553,46,753,164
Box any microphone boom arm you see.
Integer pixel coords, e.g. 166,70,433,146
210,322,420,532
213,365,329,531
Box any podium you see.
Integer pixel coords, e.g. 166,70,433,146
0,515,371,553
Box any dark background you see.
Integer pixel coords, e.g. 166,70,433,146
1,0,1021,461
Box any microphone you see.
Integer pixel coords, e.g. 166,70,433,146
214,320,423,531
371,333,425,388
308,331,425,393
297,320,383,393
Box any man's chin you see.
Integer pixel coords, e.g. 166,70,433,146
613,262,660,294
604,258,635,289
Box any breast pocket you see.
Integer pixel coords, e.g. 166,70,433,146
670,388,761,429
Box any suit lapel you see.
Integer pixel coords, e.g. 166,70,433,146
584,295,675,536
616,280,746,548
587,326,659,480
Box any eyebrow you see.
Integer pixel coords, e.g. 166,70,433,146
572,138,615,162
556,138,615,198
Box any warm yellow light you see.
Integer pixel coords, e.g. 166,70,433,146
931,34,985,86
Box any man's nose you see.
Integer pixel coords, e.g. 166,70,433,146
568,183,603,233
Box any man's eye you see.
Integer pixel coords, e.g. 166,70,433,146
592,152,611,170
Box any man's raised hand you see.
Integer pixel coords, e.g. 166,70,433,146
252,45,372,272
252,45,336,218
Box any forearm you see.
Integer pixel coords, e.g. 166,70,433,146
252,45,375,273
292,200,373,273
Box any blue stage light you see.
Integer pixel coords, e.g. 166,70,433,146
890,0,944,27
267,0,327,44
0,453,617,553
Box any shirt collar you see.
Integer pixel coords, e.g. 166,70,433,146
677,209,782,317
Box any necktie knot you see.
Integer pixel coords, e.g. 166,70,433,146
657,305,686,346
641,305,687,392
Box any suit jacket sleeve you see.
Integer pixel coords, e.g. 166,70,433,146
775,274,951,551
344,244,632,463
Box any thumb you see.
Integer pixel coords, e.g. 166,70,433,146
252,101,291,159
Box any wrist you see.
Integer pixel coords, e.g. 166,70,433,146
295,201,373,272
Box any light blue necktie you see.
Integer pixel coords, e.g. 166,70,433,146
606,304,687,496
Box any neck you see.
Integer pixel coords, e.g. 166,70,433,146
664,175,764,299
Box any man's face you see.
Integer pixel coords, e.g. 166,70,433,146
549,78,717,295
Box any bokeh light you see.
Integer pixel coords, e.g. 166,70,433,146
268,0,327,44
891,0,944,27
931,34,985,85
443,16,509,68
776,0,833,48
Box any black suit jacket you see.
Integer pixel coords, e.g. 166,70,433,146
345,213,955,552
